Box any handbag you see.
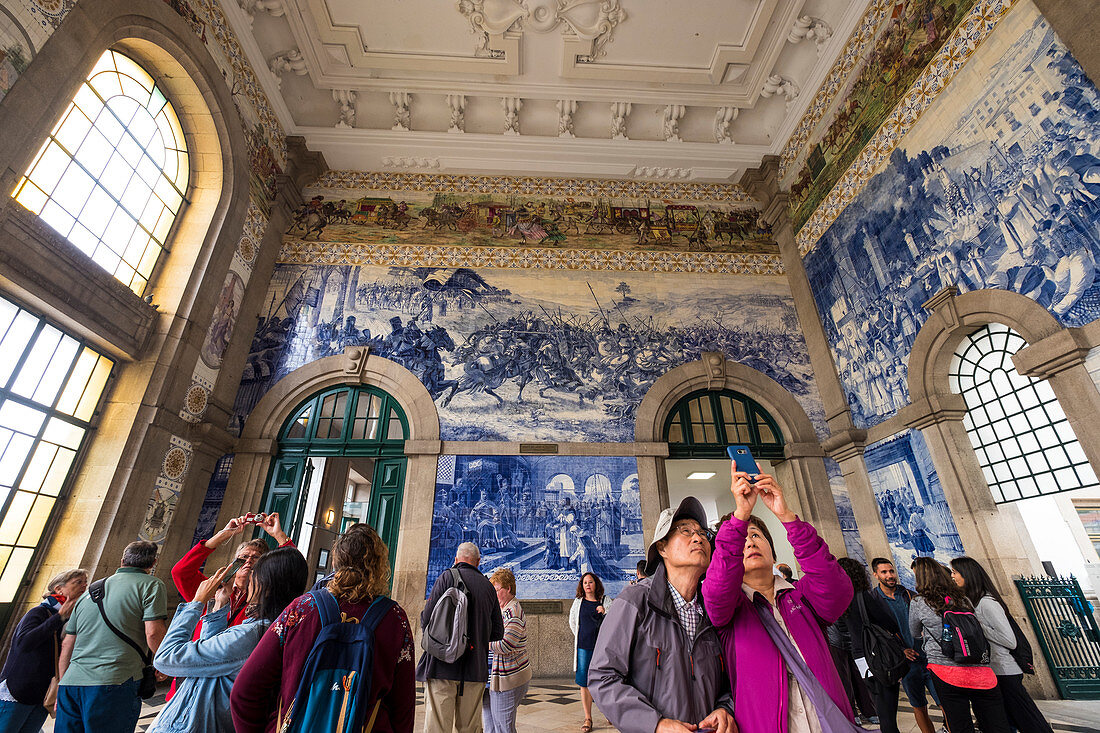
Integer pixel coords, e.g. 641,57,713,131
43,633,59,717
753,597,876,733
855,593,910,685
88,579,157,699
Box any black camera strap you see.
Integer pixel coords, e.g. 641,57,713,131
87,579,152,666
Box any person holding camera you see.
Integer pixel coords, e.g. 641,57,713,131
701,467,854,732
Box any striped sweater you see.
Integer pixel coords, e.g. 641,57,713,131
488,597,532,692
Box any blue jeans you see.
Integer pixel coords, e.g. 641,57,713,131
0,699,49,733
54,681,141,733
902,658,941,708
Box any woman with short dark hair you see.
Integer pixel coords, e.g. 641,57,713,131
0,569,87,732
569,572,610,732
150,546,308,733
909,557,1011,733
231,524,416,733
949,556,1052,733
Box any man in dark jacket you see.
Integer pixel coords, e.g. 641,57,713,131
590,497,735,733
417,542,504,733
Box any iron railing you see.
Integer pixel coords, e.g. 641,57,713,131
1015,575,1100,699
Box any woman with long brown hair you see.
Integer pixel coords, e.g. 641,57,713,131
231,524,416,733
908,557,1010,733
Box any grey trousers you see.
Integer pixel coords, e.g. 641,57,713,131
481,683,529,733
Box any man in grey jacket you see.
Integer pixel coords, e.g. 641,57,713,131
416,542,504,733
590,497,736,733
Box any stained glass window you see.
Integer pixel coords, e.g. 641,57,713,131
948,323,1099,503
11,49,188,296
0,295,113,606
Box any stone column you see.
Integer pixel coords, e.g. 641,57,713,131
1031,0,1100,86
823,431,893,562
741,157,890,559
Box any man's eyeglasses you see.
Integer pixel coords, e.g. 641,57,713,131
673,525,714,543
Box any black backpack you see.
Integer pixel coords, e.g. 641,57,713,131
855,593,910,685
1006,613,1035,674
939,604,990,665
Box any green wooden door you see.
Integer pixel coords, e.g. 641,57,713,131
261,456,310,548
367,457,406,586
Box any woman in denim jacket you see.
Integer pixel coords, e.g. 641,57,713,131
149,547,308,733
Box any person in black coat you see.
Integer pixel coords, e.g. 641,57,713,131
838,558,912,733
0,569,87,732
416,542,504,733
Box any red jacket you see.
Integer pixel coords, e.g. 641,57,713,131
167,539,293,699
230,593,416,733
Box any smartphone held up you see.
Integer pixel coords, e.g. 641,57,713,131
727,444,761,483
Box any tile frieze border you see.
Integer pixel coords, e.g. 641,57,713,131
796,0,1019,256
278,240,785,276
306,171,756,206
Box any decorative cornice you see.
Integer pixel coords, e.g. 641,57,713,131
821,428,868,462
277,240,785,275
796,0,1019,255
901,393,969,431
1012,329,1092,380
307,170,755,204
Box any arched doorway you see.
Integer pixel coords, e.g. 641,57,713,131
260,384,409,585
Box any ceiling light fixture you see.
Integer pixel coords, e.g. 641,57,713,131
686,472,716,480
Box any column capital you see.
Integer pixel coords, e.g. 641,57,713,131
234,437,278,456
901,392,968,430
1012,327,1091,380
821,428,868,462
784,441,826,459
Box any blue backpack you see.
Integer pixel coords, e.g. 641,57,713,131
281,589,396,733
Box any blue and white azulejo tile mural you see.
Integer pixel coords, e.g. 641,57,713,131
865,430,964,589
233,264,826,442
426,455,643,599
804,3,1100,428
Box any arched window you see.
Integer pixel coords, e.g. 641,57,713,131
0,295,112,625
663,388,784,459
279,385,408,455
948,323,1099,503
11,49,188,295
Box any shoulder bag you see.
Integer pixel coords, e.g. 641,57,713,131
88,579,157,699
753,598,875,733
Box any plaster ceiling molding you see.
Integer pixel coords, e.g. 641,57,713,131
715,106,739,144
633,166,692,180
446,94,467,133
786,15,833,55
458,0,530,57
661,104,686,143
269,49,308,90
332,89,356,129
610,101,631,140
502,96,523,135
390,92,412,131
239,0,286,25
302,0,521,75
541,0,627,62
760,74,799,112
557,99,578,138
381,156,441,170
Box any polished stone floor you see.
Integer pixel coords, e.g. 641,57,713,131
40,678,1100,732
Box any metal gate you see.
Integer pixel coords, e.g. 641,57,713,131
1015,576,1100,699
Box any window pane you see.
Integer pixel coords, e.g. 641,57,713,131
11,50,188,296
0,547,33,603
952,324,1098,503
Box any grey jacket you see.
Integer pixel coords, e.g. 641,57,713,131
589,563,733,733
974,595,1021,676
909,595,956,666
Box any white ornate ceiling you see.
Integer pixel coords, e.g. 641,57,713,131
227,0,871,182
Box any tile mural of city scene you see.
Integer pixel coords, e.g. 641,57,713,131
426,455,643,599
285,191,776,255
865,430,964,588
789,0,978,230
803,4,1100,427
232,264,826,442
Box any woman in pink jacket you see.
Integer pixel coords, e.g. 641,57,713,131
701,467,854,733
